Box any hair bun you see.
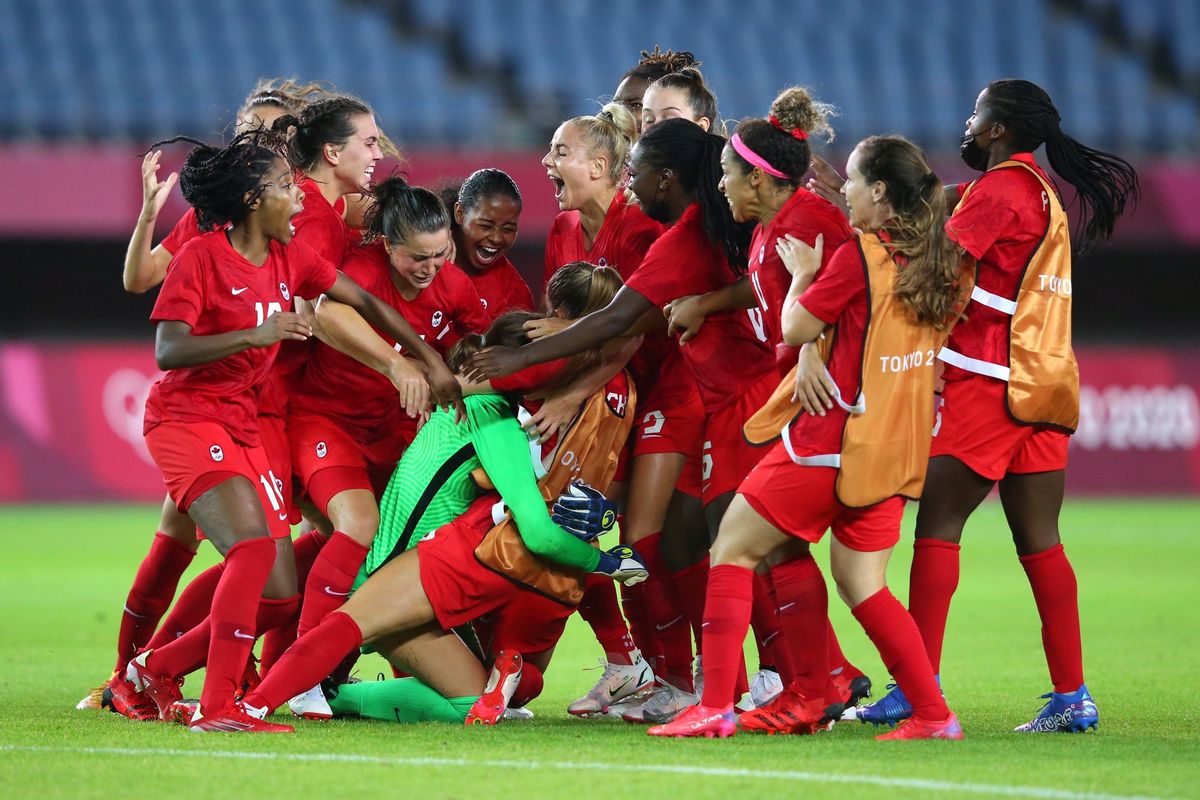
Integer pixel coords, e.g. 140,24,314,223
769,86,837,143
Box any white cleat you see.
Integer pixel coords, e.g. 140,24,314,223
287,684,332,721
636,681,699,725
502,706,535,721
736,668,784,712
567,650,654,717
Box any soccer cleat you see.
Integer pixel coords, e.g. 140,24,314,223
166,699,200,726
125,651,183,720
107,674,160,721
736,669,784,712
876,712,963,740
503,706,535,721
287,684,333,721
647,703,736,738
567,651,654,717
851,677,938,726
465,649,524,726
692,655,704,698
1014,684,1098,733
236,653,262,700
76,672,116,710
637,681,699,724
189,704,294,733
738,688,841,735
830,667,872,712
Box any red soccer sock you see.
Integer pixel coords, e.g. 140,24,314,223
297,531,368,637
292,529,330,584
578,574,637,665
256,594,300,635
199,537,276,715
114,533,196,673
1020,543,1085,693
852,587,949,721
511,661,545,708
639,532,693,690
698,564,753,709
258,532,326,676
245,611,363,713
669,556,709,645
769,554,831,700
752,572,793,681
620,582,662,670
146,618,211,679
908,538,960,674
143,562,224,652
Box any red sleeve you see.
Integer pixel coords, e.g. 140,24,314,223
624,244,695,307
290,239,339,299
491,359,569,393
452,270,491,335
160,207,200,255
798,240,866,325
293,214,348,266
151,244,206,326
620,217,663,271
945,172,1022,260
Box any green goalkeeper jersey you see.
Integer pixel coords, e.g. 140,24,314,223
358,393,600,586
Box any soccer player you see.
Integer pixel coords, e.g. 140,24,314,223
648,135,970,741
613,46,700,133
850,80,1138,732
236,312,646,730
638,66,720,133
446,168,534,321
120,130,460,733
534,103,708,716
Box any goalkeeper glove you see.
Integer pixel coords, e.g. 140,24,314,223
551,480,618,542
593,544,648,586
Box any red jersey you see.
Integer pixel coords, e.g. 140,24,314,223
161,207,201,254
293,178,352,265
145,231,337,446
943,152,1053,382
783,237,869,457
453,257,535,322
748,190,855,374
542,193,665,289
291,241,488,443
625,204,774,413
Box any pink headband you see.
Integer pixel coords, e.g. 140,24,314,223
730,133,789,180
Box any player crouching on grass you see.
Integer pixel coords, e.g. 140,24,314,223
649,136,972,740
231,305,646,732
120,129,462,733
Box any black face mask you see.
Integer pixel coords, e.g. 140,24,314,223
959,131,990,172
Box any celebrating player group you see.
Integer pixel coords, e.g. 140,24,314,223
79,45,1138,740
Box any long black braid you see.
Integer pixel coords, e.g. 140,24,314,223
147,130,286,231
986,79,1139,253
635,118,751,273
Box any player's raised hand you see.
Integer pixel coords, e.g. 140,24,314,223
250,311,311,346
806,154,848,215
664,294,708,344
140,150,178,221
777,233,823,278
462,345,526,383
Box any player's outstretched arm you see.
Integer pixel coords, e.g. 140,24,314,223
665,277,755,343
153,314,311,370
123,150,177,294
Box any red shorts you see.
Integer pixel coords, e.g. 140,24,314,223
289,413,412,511
701,372,777,504
738,443,905,552
258,414,298,526
930,375,1070,481
145,421,291,539
418,502,575,633
616,389,704,496
486,590,574,655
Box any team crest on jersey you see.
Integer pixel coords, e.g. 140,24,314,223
279,282,290,301
759,245,766,264
480,298,489,310
209,445,224,462
431,310,443,328
597,257,608,267
316,441,327,458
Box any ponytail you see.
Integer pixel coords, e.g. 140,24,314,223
985,79,1139,253
857,136,964,330
566,102,637,185
363,175,450,245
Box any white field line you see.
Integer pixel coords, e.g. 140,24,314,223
0,744,1175,800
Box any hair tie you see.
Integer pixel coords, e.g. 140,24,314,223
768,114,808,140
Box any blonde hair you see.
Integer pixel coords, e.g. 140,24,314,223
565,102,638,185
546,262,623,318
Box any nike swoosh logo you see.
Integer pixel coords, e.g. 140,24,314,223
607,675,633,698
655,615,684,632
233,629,255,640
123,605,150,619
278,512,289,521
231,287,248,295
323,586,351,597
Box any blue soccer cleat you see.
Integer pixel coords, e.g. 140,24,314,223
1014,683,1098,733
850,675,940,727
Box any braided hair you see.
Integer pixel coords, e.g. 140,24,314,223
635,118,751,273
730,86,837,189
620,46,700,84
272,95,375,173
984,79,1139,252
150,129,286,232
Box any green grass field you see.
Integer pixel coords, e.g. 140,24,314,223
2,500,1198,800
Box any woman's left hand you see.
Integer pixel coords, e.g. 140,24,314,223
524,317,571,340
776,233,823,278
523,388,584,443
463,346,526,383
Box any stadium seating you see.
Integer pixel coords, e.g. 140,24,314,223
0,0,1195,152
